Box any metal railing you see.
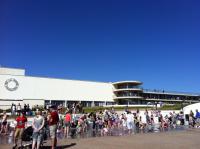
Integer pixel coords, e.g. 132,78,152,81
143,89,200,96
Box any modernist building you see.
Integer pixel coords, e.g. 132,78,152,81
112,81,143,105
0,67,199,109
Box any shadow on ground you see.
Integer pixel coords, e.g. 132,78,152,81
41,143,76,149
17,143,76,149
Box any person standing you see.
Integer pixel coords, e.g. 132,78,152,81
172,111,177,128
179,111,184,126
13,111,27,149
72,103,76,114
195,109,200,126
36,105,39,112
24,104,27,116
32,111,45,149
17,103,21,115
121,113,127,134
27,104,30,116
126,111,134,134
11,103,16,116
48,105,59,149
64,110,71,138
56,108,63,138
0,111,8,134
189,110,195,127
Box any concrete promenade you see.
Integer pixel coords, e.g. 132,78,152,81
1,129,200,149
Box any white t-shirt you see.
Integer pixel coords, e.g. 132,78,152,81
122,119,127,127
33,115,44,132
126,113,134,122
12,106,15,111
17,105,21,111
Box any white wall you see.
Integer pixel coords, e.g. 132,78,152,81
0,99,23,110
183,103,200,115
0,99,44,110
0,75,114,102
0,67,25,76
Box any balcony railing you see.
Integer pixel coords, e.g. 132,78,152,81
143,89,200,96
113,88,143,92
113,95,143,99
113,93,142,98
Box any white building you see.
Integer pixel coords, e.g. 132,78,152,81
0,67,117,109
0,67,199,110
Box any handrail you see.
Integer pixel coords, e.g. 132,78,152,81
143,89,200,96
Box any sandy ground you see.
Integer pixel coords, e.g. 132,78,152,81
1,129,200,149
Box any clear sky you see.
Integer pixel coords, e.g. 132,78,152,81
0,0,200,93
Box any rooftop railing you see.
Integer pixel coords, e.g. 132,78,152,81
143,89,200,96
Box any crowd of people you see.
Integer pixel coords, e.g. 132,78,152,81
11,103,40,116
0,104,200,149
10,105,60,149
188,109,200,128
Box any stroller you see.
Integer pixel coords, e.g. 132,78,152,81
20,126,48,149
20,126,33,149
70,120,78,138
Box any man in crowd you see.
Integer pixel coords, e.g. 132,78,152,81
195,109,200,126
11,103,16,116
13,111,27,149
48,105,59,149
17,103,21,115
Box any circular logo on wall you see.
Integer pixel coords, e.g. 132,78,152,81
4,78,19,91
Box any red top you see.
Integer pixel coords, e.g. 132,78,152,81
49,111,59,125
16,116,27,128
65,113,71,122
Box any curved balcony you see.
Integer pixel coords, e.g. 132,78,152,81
113,94,143,105
113,95,143,100
112,81,143,104
113,81,143,91
112,81,142,86
113,88,143,92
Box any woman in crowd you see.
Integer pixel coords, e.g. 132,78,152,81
64,110,71,138
0,111,8,135
139,116,144,132
32,111,45,149
189,110,195,128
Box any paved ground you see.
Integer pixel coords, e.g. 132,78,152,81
1,129,200,149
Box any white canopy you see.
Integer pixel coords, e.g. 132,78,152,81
183,102,200,115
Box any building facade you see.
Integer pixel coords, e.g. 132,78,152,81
0,67,199,110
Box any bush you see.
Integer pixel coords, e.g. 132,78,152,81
83,106,152,113
0,108,11,113
159,104,189,110
82,104,191,113
6,108,11,113
32,105,44,111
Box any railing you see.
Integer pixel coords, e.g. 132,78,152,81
113,88,143,92
113,95,143,98
117,86,142,89
113,86,143,90
143,89,200,96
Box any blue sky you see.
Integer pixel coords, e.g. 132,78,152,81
0,0,200,93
